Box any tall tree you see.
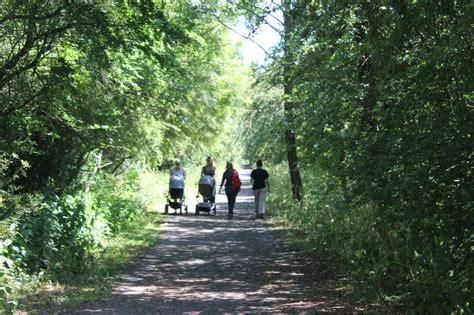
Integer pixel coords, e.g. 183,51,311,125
282,0,303,200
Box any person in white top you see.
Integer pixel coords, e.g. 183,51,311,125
169,158,186,180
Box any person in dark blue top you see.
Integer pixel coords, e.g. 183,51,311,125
250,159,270,219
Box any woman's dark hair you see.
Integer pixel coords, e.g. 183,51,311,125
256,159,263,167
226,161,233,170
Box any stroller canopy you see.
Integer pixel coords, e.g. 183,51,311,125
170,175,185,189
199,175,215,198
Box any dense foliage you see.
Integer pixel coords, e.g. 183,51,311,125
1,0,472,313
0,0,248,311
244,0,472,313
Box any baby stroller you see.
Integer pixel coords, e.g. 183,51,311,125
195,175,216,215
165,175,188,215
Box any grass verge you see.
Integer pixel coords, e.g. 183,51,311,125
18,210,163,314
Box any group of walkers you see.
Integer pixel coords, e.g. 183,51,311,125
169,157,270,219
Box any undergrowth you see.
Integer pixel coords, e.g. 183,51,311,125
18,210,163,314
0,165,166,313
267,163,472,314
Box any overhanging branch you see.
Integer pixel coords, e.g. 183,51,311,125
211,12,270,56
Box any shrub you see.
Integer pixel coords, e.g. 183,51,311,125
268,163,473,313
0,167,151,310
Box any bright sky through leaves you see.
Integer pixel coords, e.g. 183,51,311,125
229,12,282,65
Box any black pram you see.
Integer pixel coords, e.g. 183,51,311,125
165,175,187,214
195,175,216,215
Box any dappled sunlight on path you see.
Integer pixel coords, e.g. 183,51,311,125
70,168,354,314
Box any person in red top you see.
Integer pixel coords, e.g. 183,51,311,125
250,159,270,219
219,161,239,219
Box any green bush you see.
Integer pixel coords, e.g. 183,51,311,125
89,171,144,235
0,166,153,311
8,192,93,276
268,163,472,314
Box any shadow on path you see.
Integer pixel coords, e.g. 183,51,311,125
69,168,354,314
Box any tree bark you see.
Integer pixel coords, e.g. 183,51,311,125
283,0,303,200
358,2,378,131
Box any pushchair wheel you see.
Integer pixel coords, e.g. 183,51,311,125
165,204,169,214
213,205,216,216
185,205,188,215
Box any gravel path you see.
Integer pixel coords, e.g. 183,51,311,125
69,168,355,314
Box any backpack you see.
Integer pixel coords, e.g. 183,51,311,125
231,170,241,192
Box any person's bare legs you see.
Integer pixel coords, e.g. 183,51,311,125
253,189,260,217
257,188,267,218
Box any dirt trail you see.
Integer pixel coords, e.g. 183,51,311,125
69,168,355,314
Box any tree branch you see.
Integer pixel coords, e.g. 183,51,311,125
0,24,71,89
227,0,284,28
211,12,269,56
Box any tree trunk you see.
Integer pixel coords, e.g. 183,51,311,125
358,2,378,130
283,0,303,200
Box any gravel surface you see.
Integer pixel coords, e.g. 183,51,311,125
68,168,356,314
